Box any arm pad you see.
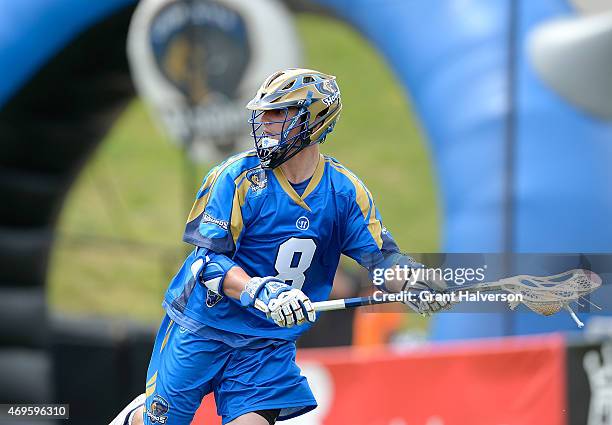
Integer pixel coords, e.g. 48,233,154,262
190,247,237,295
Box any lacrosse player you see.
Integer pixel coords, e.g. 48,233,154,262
110,68,450,425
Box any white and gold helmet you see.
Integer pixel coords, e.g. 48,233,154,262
246,68,342,168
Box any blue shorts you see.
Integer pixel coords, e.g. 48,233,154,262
143,314,317,424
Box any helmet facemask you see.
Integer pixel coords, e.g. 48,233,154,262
249,106,312,169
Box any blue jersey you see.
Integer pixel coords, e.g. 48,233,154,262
163,149,399,341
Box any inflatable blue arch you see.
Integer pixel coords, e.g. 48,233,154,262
310,0,612,338
1,0,611,347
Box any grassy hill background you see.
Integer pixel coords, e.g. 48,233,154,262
48,13,439,323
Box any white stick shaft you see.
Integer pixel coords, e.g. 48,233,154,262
313,299,347,312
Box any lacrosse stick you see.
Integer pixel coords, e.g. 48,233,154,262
312,269,602,328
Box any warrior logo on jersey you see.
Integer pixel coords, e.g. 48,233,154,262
296,216,310,231
246,167,268,191
147,395,170,424
206,289,223,307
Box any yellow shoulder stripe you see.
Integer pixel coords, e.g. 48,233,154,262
230,168,251,246
186,151,257,223
328,160,383,249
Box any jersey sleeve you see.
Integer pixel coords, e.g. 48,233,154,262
341,181,400,272
183,165,246,255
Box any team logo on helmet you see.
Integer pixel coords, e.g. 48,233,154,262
320,79,338,95
147,395,170,424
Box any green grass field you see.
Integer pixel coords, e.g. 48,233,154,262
48,13,439,324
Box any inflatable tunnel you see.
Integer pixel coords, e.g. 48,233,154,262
1,5,612,416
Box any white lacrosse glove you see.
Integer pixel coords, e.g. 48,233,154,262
240,276,316,327
402,273,456,316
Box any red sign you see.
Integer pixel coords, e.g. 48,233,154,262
193,335,567,425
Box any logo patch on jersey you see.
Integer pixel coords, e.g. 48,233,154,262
146,395,170,424
206,289,223,307
246,167,268,191
296,216,310,231
201,212,229,231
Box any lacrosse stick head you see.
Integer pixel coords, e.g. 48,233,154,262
502,269,602,318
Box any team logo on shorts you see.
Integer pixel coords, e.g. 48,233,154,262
296,216,310,231
147,395,170,424
206,289,223,307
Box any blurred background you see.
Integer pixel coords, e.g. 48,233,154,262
1,0,611,424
